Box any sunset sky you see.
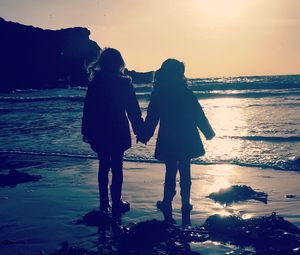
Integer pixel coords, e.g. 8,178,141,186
1,0,299,77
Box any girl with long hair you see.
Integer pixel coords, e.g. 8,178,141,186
82,48,143,216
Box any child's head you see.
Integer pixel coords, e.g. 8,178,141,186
155,59,185,85
99,48,125,74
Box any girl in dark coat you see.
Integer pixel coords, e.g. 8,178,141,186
140,59,215,225
82,48,143,215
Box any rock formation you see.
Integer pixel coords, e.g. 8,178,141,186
0,18,155,92
0,17,100,92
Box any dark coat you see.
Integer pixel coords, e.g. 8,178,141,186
82,71,143,154
144,82,215,160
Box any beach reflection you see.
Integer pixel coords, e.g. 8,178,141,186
199,97,249,165
203,97,249,137
207,165,233,194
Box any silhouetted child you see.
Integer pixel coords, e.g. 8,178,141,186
82,48,143,216
140,59,215,226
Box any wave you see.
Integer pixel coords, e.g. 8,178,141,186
136,90,300,100
1,150,299,171
0,150,98,159
190,74,300,91
1,88,299,103
193,91,300,99
224,136,300,142
192,159,300,172
0,95,85,103
190,82,300,92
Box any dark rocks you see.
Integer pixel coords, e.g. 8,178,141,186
119,220,171,250
51,241,97,255
286,194,296,198
208,185,268,205
204,212,300,254
76,210,115,227
119,219,201,255
0,154,44,171
64,212,300,255
0,17,100,92
124,69,154,84
0,168,41,187
76,214,202,255
0,18,156,92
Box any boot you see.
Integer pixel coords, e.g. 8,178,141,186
156,188,176,224
180,180,192,226
156,201,176,224
112,200,130,216
181,204,193,227
110,185,130,216
99,185,109,214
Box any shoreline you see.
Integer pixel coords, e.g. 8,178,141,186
0,154,299,254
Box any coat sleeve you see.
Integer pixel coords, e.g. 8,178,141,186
192,94,215,140
143,88,160,142
81,82,97,140
125,79,144,136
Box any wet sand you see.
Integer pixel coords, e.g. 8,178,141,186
0,154,299,254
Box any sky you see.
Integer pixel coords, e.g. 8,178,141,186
1,0,300,77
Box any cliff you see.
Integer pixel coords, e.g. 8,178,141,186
0,17,100,92
124,69,154,84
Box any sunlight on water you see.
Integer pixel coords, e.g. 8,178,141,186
209,174,231,194
241,213,254,219
205,98,249,137
206,165,233,194
0,76,299,171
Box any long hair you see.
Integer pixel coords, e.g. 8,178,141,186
86,51,101,81
87,48,125,81
154,58,186,88
99,48,125,74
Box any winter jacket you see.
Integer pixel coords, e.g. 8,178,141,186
144,82,215,160
82,71,143,154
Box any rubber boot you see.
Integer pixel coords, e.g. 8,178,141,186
98,172,109,215
110,185,130,216
180,181,192,226
181,204,193,227
157,188,176,224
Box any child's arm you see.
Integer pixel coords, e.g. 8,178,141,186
81,83,97,143
192,96,215,140
142,89,160,143
125,79,144,137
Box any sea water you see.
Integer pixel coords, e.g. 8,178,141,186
0,74,299,171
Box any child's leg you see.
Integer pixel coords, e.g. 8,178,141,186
157,160,177,223
179,158,192,226
110,151,130,215
178,158,192,209
110,151,124,206
163,160,178,207
98,153,110,212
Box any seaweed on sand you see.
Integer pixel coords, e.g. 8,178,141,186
64,211,300,255
0,168,41,187
208,185,268,205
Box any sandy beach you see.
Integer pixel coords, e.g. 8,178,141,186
0,153,299,254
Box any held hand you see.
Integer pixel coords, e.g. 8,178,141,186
136,135,148,145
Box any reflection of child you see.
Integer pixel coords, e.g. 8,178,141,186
82,48,143,216
140,59,215,226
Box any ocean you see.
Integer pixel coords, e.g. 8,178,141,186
1,74,300,255
0,74,300,171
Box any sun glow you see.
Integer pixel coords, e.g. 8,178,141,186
197,0,248,18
